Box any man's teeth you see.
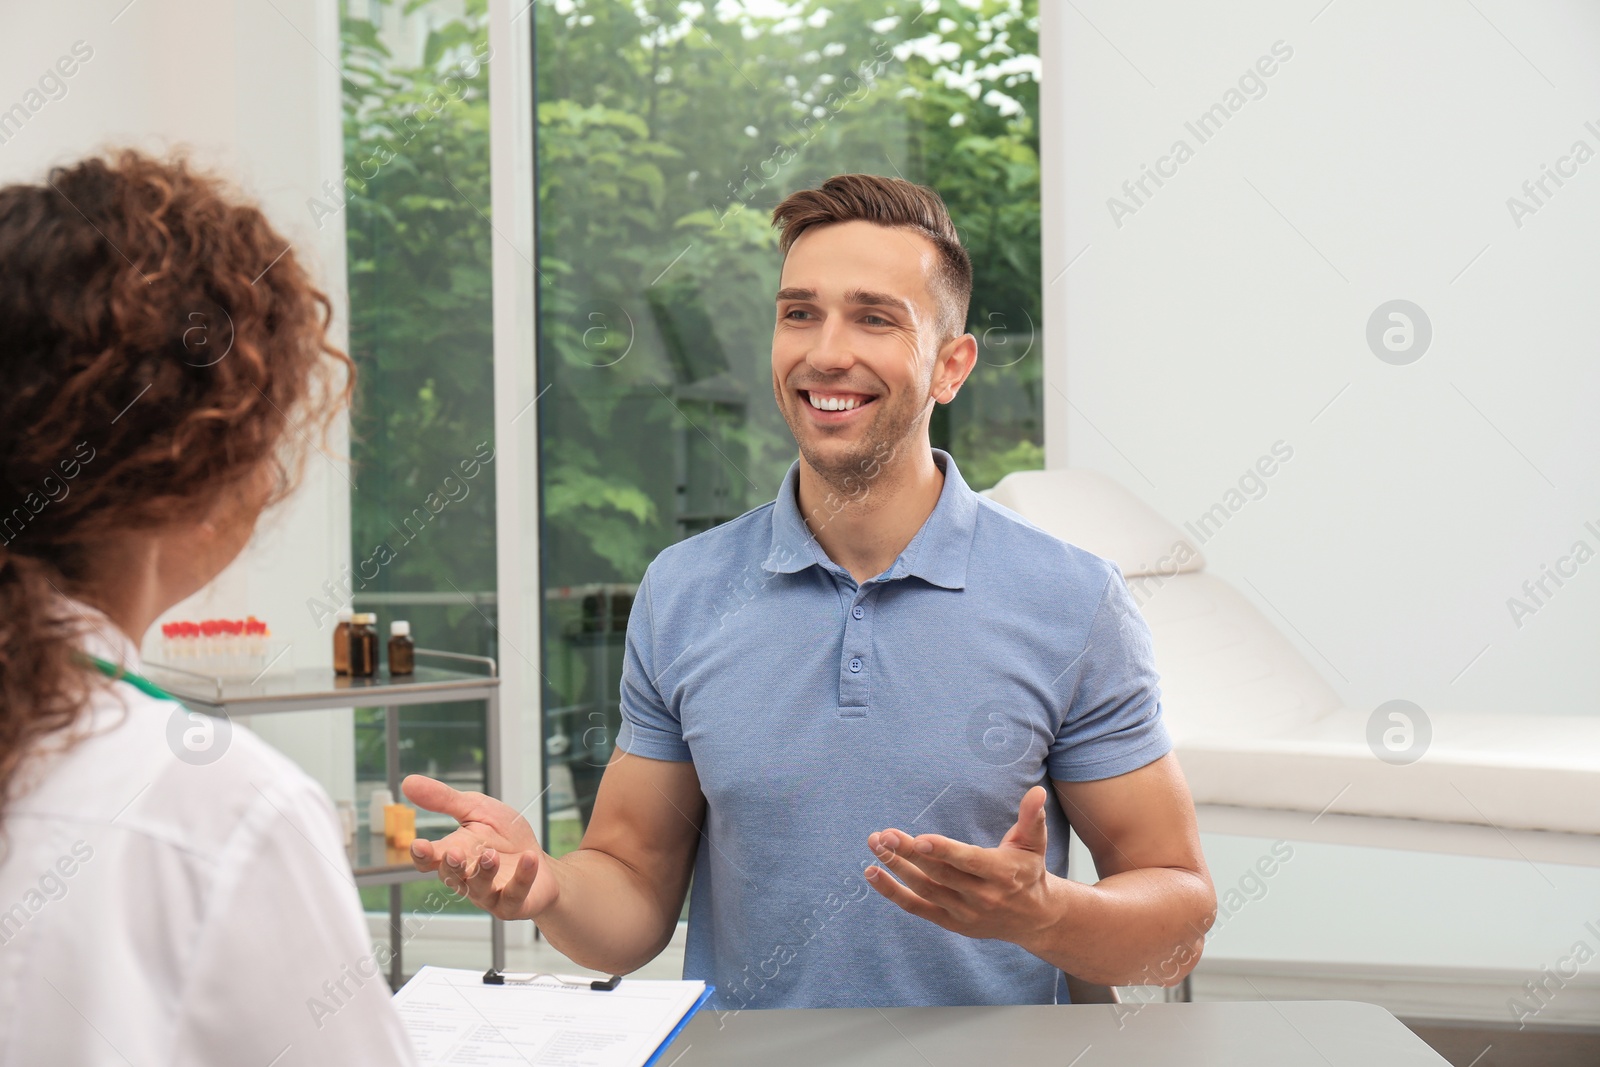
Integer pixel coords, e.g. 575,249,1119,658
807,392,867,412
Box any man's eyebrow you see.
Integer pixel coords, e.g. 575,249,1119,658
844,289,914,316
773,286,914,316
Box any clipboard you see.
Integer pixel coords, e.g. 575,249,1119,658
641,984,716,1067
393,964,714,1067
478,967,715,1066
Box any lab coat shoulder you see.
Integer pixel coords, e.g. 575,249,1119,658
2,682,417,1066
12,679,326,852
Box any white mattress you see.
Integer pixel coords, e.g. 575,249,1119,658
1173,709,1600,836
1141,574,1600,837
1144,576,1600,836
982,472,1600,839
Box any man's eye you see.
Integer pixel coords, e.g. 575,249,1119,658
863,314,891,326
785,308,813,320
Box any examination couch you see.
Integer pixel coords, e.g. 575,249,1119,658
982,469,1600,869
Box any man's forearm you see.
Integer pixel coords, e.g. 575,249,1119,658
532,848,684,975
1018,868,1215,988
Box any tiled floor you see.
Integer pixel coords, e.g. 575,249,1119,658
1404,1020,1600,1067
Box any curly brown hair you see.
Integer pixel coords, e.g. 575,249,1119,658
0,148,351,815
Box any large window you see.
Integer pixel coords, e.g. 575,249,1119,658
333,0,1042,885
340,0,496,912
531,0,1042,853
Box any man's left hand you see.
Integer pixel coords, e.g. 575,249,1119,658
864,785,1061,945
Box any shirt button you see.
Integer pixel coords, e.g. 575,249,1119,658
852,606,864,619
848,657,862,672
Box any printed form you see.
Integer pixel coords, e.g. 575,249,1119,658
393,966,709,1067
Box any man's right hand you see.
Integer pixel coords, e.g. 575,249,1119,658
402,774,559,921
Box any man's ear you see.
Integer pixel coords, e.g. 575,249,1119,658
932,332,979,405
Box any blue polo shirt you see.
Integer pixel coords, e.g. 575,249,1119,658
615,448,1171,1009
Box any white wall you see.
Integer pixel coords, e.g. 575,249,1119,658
1043,0,1600,1014
0,0,355,801
1046,0,1600,720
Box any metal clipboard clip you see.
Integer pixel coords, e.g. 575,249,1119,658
482,968,623,991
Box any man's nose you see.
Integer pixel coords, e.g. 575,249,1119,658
807,316,855,372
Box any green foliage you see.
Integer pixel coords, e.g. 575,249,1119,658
533,0,1042,590
341,3,496,599
341,2,498,781
359,878,480,917
337,0,1042,806
529,3,1042,837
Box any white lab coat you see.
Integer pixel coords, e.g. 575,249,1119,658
0,608,418,1066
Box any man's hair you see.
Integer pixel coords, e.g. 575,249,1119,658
771,174,973,341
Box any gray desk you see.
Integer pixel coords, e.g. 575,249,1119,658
661,1000,1449,1065
144,648,502,987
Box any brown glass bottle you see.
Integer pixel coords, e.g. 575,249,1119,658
333,611,353,675
349,613,379,677
388,620,414,675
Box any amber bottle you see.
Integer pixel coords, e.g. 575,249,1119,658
349,613,379,677
332,610,353,675
388,620,414,675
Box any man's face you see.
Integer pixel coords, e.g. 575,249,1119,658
771,219,961,487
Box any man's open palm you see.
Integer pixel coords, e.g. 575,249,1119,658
403,774,559,921
864,784,1055,944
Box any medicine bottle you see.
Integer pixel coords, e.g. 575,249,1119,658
333,610,353,675
388,620,415,675
349,613,379,677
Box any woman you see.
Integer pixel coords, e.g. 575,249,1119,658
0,151,415,1065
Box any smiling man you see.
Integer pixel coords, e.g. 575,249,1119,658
404,174,1216,1009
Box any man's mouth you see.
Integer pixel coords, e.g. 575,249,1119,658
800,389,878,414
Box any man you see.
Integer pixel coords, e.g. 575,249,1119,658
405,174,1216,1009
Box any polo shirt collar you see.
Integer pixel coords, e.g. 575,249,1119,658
762,447,978,590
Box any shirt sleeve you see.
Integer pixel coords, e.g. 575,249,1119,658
1047,564,1173,782
167,770,419,1067
614,565,693,762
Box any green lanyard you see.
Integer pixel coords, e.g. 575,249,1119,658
83,653,179,702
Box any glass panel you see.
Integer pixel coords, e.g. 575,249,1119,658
532,0,1042,853
339,0,496,915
